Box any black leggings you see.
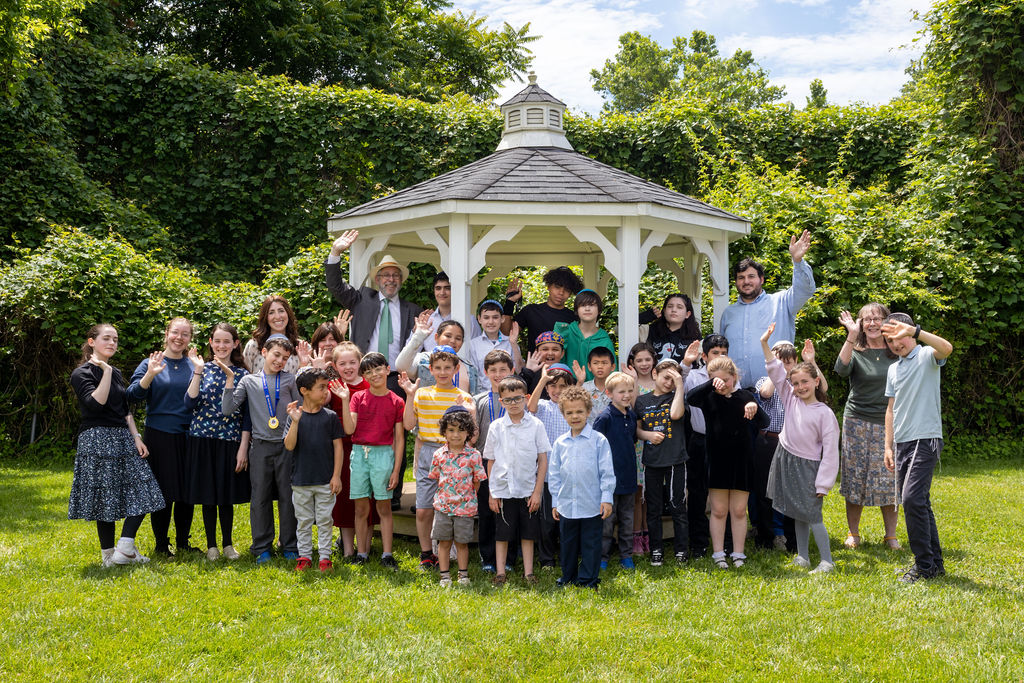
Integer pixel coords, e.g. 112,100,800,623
150,501,195,549
202,504,234,548
97,515,145,549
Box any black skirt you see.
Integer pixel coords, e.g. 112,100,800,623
144,427,189,503
69,426,165,521
708,448,754,492
186,435,251,505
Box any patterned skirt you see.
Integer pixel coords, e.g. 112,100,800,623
68,426,166,522
839,415,900,507
766,443,822,524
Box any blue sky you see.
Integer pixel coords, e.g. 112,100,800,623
450,0,931,113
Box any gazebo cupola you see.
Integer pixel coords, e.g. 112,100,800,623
496,72,572,151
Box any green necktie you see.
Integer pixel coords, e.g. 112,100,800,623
378,298,393,356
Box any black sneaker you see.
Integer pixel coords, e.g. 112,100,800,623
419,552,438,571
899,565,925,583
675,551,689,564
651,550,664,567
175,543,202,555
152,546,174,559
351,555,367,566
380,555,398,570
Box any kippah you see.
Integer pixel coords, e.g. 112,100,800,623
478,299,503,312
266,333,289,341
534,331,564,347
443,405,470,416
576,288,597,295
431,345,458,354
547,363,572,374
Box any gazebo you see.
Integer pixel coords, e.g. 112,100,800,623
327,74,750,360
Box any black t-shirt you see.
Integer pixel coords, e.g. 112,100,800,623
285,407,344,486
71,364,130,433
635,391,688,467
648,325,701,364
514,303,576,353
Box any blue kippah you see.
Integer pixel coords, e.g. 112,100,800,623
431,345,458,355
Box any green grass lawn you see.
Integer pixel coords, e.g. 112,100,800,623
2,459,1023,680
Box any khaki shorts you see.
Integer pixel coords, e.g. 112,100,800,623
431,513,475,544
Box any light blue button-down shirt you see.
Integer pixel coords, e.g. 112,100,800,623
548,425,616,519
718,259,816,388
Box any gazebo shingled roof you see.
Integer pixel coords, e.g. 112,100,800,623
327,73,750,363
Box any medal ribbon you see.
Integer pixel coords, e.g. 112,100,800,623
488,391,505,422
262,371,281,427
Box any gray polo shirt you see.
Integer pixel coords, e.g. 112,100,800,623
885,345,945,443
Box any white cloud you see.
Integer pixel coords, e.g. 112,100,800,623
775,0,830,7
454,0,662,112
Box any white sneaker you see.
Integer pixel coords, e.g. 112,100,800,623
112,543,150,565
439,576,452,588
222,545,241,560
792,555,811,569
457,575,471,586
101,548,116,567
206,547,220,561
810,561,835,574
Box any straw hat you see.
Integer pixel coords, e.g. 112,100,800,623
372,254,409,281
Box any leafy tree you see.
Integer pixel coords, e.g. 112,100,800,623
87,0,535,102
0,0,85,96
591,29,785,112
806,78,828,109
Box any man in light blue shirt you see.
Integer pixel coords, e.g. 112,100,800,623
718,230,815,389
548,386,615,588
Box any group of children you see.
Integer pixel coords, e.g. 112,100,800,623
70,276,953,587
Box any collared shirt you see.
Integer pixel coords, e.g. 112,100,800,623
368,293,402,367
483,413,550,499
593,404,639,495
582,380,611,425
464,332,519,379
683,366,708,434
428,444,487,516
534,399,570,483
754,375,785,433
718,259,816,388
548,425,616,519
885,344,945,443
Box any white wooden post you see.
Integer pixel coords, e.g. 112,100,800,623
616,218,642,366
448,215,472,330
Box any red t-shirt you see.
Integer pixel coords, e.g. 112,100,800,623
329,379,369,441
349,388,404,445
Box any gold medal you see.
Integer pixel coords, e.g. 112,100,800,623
268,417,279,429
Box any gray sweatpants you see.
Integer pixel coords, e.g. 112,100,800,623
602,492,636,561
249,438,297,556
292,484,336,560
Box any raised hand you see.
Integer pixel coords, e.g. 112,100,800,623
286,400,302,422
572,360,586,384
539,363,551,382
89,354,112,373
213,357,235,381
331,230,358,255
509,321,520,340
505,277,523,303
622,363,638,379
398,371,419,396
760,322,776,344
296,340,312,366
838,310,859,339
802,339,817,364
145,351,166,377
334,309,352,339
310,348,329,370
743,402,758,420
187,347,205,373
414,309,434,334
789,230,811,262
650,306,662,319
525,349,543,372
682,339,702,366
881,320,915,340
328,379,349,401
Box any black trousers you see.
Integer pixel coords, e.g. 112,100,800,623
686,433,710,553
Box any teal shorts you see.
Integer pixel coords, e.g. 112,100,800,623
349,444,396,501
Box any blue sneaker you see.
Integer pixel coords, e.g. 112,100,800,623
620,557,636,570
283,551,299,560
256,551,271,565
481,564,497,573
600,560,608,570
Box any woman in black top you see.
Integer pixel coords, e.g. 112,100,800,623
644,293,702,363
68,324,165,566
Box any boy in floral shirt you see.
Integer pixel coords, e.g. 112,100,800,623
428,406,487,586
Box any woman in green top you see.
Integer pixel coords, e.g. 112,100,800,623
555,289,616,381
835,303,900,550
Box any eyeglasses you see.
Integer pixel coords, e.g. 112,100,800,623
860,317,884,324
500,396,525,406
378,273,401,281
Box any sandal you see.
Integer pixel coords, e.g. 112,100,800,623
712,553,729,569
524,573,539,585
884,536,902,550
491,573,507,587
844,534,860,549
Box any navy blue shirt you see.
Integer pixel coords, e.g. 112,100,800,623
127,356,195,434
593,404,638,495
